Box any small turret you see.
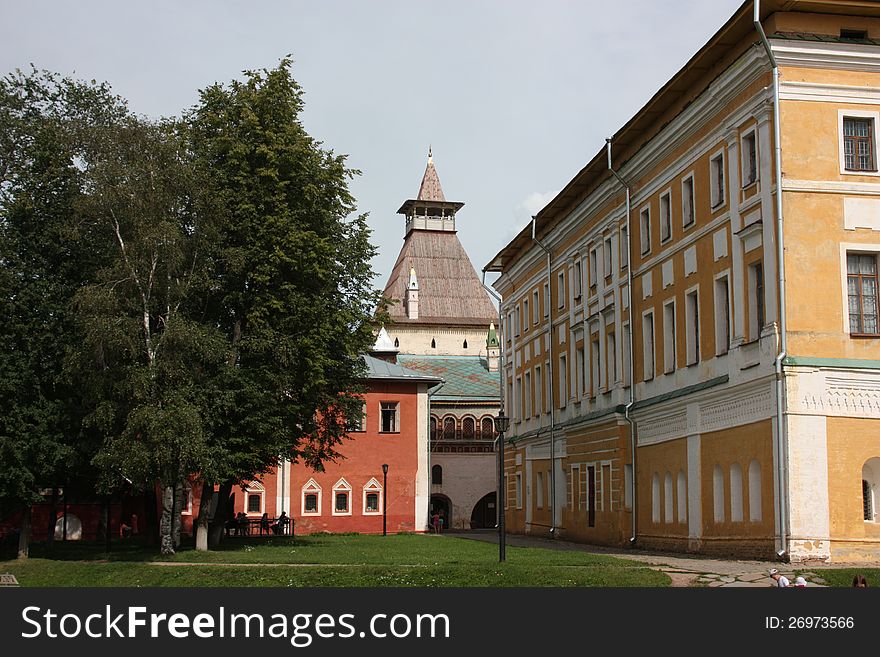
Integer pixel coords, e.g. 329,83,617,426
371,326,399,364
405,266,420,319
486,322,500,372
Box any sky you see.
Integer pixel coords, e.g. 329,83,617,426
1,0,745,291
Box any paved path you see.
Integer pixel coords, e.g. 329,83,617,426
450,531,878,587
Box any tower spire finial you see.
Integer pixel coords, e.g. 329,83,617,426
428,145,432,163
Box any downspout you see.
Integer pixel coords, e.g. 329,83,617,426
427,384,438,532
531,220,557,535
754,0,789,559
481,271,505,541
606,139,637,545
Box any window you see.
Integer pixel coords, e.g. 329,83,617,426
589,248,598,288
608,332,617,385
643,312,655,381
524,371,532,417
664,472,673,524
590,338,599,395
640,206,651,255
506,312,512,343
515,305,521,337
682,175,695,228
660,191,672,242
576,345,586,398
677,471,687,523
742,130,758,186
748,262,764,340
620,226,629,269
523,300,530,331
462,416,475,440
431,338,436,349
463,339,468,349
844,117,876,172
332,478,352,516
663,300,676,374
363,478,382,515
515,473,523,509
841,28,869,40
535,366,543,416
347,401,367,432
713,465,725,523
748,460,762,522
863,458,880,522
557,271,565,308
393,337,399,348
622,323,632,387
245,481,265,515
536,471,544,509
730,463,743,522
516,377,523,421
430,416,438,441
533,290,539,324
847,253,879,335
247,494,261,514
714,275,731,355
543,283,550,317
302,479,322,515
710,151,725,208
181,484,193,516
559,354,568,408
443,416,456,440
481,416,495,440
574,260,583,299
685,289,699,366
604,237,613,277
380,402,399,432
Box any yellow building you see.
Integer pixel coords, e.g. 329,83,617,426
486,0,880,563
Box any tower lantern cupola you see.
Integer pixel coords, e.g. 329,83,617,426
397,148,465,236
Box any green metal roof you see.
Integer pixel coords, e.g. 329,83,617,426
362,354,443,384
397,355,500,401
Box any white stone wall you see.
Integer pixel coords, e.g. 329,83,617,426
430,452,496,530
389,325,493,356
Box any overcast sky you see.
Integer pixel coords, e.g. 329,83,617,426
2,0,744,291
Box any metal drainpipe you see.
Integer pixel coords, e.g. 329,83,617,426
606,139,637,545
427,384,438,532
754,0,789,560
531,220,557,535
481,271,506,557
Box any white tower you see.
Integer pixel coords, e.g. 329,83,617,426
405,266,419,320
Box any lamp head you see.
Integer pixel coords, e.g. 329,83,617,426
494,413,510,434
382,463,389,475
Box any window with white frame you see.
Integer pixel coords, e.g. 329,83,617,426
863,458,880,522
847,253,879,335
620,226,629,269
664,472,673,524
543,283,550,317
608,331,617,386
532,290,539,324
557,271,565,308
523,299,530,331
730,464,743,522
676,471,687,523
713,465,725,523
363,478,382,515
506,312,512,343
302,479,322,515
714,275,731,355
245,481,265,515
748,262,765,340
710,151,725,208
574,259,583,300
622,323,631,387
844,116,876,172
516,377,523,421
682,174,695,228
663,300,676,374
685,288,699,366
643,311,655,381
591,337,600,394
589,248,598,288
559,353,568,408
524,370,532,417
380,401,399,432
515,304,521,336
332,478,352,516
742,130,758,186
181,484,193,516
748,460,762,522
640,206,651,255
535,365,543,416
576,345,585,398
515,472,523,509
660,190,672,243
347,401,367,432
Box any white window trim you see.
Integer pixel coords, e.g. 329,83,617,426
642,309,655,381
709,148,726,210
301,478,322,516
619,225,629,269
840,242,880,334
659,188,673,243
532,290,539,324
245,481,265,516
181,484,194,516
603,236,613,279
741,128,759,187
379,401,400,433
681,172,696,230
639,204,652,256
515,472,523,509
557,271,566,309
362,477,383,515
685,284,700,366
663,298,677,375
838,109,880,177
713,270,732,356
332,478,352,516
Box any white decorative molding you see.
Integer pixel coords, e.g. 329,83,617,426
700,387,774,435
784,178,880,196
780,80,880,105
642,272,653,299
787,367,880,419
713,228,728,261
662,260,674,289
773,39,880,73
638,411,688,445
684,246,697,276
844,196,880,231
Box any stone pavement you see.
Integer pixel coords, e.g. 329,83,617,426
451,531,877,587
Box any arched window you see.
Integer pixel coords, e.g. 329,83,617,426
481,417,495,440
730,463,743,522
748,460,762,522
663,472,673,524
652,473,660,523
302,479,322,516
363,478,382,515
430,416,438,441
676,471,687,523
463,339,468,349
245,481,265,515
431,338,436,349
394,337,399,348
863,458,880,522
443,417,456,440
462,417,475,440
332,478,352,516
713,465,725,523
432,464,442,485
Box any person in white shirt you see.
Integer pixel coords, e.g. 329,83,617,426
769,568,790,587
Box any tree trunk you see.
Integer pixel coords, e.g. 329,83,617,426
195,480,213,552
159,485,175,555
17,506,31,559
208,480,233,549
105,496,113,553
96,496,109,546
45,486,58,552
144,485,159,546
171,481,184,549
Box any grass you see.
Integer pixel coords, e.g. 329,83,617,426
0,534,670,587
799,568,880,588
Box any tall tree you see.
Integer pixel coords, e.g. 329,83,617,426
187,59,383,549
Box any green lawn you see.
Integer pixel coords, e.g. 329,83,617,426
0,534,669,587
799,568,880,588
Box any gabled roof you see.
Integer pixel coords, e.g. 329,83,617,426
397,355,499,402
383,230,497,326
362,354,443,384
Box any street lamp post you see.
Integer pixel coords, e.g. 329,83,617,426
494,413,510,562
382,463,389,537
